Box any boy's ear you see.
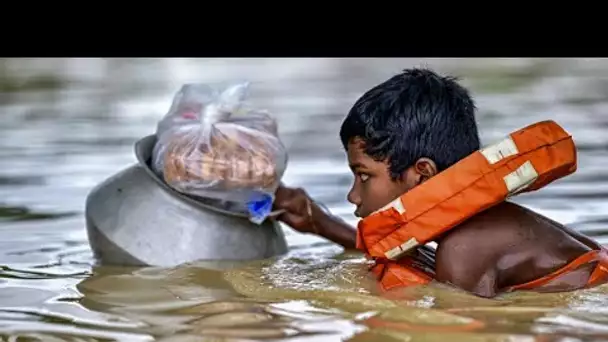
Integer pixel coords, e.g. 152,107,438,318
414,158,438,183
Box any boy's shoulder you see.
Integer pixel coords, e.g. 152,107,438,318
434,202,592,297
433,202,545,296
438,202,584,251
438,202,532,250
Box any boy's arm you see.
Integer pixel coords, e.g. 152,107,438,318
528,209,602,250
435,245,499,298
309,203,357,249
434,227,500,298
273,185,357,249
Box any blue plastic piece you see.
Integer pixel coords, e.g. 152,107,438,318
247,192,274,225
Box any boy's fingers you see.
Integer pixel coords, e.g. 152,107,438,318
274,192,302,211
267,209,286,218
274,184,293,200
272,210,294,225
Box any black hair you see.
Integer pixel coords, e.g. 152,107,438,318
339,67,480,179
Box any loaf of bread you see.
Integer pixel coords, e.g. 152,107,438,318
162,122,283,193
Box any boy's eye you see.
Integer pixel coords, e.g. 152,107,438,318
359,173,370,182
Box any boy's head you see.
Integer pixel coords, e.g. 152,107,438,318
340,68,480,218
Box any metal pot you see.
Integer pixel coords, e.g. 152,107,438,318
84,135,289,267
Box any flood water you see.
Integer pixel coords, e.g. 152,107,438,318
2,58,608,341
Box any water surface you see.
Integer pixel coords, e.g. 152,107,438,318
1,58,608,341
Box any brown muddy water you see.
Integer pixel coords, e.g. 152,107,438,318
1,58,608,342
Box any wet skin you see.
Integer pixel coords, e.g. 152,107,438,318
435,202,597,297
273,138,598,298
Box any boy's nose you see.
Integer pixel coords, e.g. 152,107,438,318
347,187,361,206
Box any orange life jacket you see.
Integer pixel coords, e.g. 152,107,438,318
356,120,578,291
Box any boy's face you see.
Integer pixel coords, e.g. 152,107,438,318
346,138,415,218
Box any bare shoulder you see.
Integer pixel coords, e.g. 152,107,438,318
437,202,528,257
434,202,532,297
434,202,593,297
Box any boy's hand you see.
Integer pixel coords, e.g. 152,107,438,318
274,184,358,249
273,184,319,235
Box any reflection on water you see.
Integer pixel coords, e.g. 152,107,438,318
1,58,608,341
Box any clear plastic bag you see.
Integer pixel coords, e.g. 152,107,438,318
152,82,288,223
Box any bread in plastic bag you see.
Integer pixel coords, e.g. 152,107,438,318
151,82,288,223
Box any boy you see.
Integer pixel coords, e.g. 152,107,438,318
272,68,608,298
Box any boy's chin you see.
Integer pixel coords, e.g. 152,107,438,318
354,209,370,218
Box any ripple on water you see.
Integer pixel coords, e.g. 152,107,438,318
1,58,608,341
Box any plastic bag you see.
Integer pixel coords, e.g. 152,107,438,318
152,82,288,224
